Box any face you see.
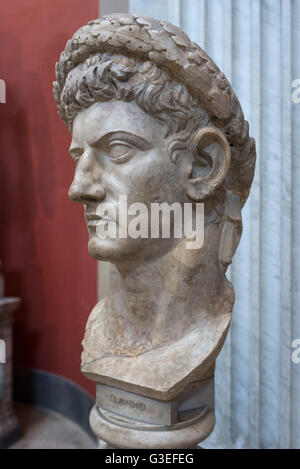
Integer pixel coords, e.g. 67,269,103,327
69,100,191,268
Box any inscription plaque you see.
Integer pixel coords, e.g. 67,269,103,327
97,385,177,426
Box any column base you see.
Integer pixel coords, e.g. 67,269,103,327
90,404,215,449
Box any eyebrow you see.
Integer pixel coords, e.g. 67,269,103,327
90,131,152,150
69,131,152,160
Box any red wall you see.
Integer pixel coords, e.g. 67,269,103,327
0,1,98,395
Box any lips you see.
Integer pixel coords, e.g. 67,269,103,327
86,213,101,221
86,213,103,227
85,212,115,226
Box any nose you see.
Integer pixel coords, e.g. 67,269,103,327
68,150,106,204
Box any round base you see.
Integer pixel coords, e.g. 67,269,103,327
90,405,215,449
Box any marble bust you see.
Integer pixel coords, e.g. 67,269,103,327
54,14,255,448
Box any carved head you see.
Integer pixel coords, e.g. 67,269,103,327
53,14,255,270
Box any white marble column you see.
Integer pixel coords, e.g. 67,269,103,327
129,0,300,449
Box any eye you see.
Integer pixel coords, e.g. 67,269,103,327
69,147,84,163
73,154,82,163
108,140,136,164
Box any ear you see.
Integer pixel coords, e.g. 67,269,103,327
185,127,231,201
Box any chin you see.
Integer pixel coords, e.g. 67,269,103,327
87,235,141,263
87,234,174,266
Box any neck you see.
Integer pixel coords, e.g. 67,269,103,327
107,226,234,353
